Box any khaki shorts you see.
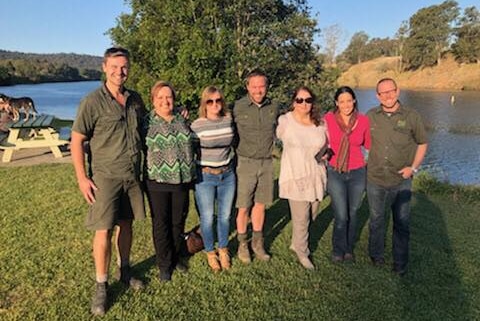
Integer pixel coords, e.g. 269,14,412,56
85,175,146,230
235,156,273,208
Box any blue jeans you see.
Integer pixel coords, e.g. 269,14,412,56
327,166,366,256
194,168,236,252
367,179,412,269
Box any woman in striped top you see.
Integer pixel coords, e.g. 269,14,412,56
191,86,236,272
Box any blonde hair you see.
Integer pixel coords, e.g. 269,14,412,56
150,80,176,103
198,86,227,118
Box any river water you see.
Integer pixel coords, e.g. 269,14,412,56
1,81,479,186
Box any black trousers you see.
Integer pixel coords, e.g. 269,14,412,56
146,182,189,272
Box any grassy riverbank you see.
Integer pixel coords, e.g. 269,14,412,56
0,164,479,320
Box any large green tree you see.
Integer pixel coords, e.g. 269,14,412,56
108,0,335,111
341,31,370,65
452,6,480,64
403,0,459,69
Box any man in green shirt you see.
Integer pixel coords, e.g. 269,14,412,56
366,78,428,276
71,47,146,316
233,69,279,264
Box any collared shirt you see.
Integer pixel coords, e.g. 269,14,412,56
367,104,428,187
232,95,280,159
72,84,146,179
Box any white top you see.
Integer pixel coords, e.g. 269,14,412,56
276,112,328,202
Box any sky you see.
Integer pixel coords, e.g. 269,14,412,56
0,0,478,57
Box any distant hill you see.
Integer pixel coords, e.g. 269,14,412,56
338,55,480,91
0,50,102,85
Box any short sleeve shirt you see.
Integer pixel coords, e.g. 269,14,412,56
366,104,428,187
232,95,279,159
72,84,147,179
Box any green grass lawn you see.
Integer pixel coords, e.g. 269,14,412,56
0,164,479,320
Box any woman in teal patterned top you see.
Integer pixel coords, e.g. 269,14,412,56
144,80,195,282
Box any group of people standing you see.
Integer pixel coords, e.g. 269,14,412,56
71,47,428,316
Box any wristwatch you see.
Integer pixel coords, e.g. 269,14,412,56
411,166,418,174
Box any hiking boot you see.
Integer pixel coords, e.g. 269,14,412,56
218,248,231,270
90,282,107,316
237,233,251,264
252,232,271,261
206,251,221,273
237,241,251,264
115,265,144,290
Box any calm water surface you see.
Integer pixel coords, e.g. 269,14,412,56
1,82,479,186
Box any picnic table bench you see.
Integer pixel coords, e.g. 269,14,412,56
0,114,71,163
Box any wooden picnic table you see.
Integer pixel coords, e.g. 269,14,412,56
0,114,70,163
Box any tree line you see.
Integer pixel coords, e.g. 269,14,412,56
108,0,340,113
337,1,480,70
0,50,102,85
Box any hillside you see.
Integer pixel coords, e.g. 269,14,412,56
0,50,102,71
0,50,102,85
338,55,480,91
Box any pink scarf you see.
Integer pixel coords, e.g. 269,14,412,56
334,110,358,173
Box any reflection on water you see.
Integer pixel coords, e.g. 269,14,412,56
0,81,100,120
0,82,479,186
355,89,480,186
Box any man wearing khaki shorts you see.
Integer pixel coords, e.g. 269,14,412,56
71,47,146,316
233,69,279,263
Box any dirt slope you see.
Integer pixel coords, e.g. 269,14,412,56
338,55,480,91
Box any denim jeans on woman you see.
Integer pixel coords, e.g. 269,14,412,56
194,168,236,252
327,166,366,257
367,179,412,270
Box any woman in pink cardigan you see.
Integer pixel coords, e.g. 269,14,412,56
325,86,371,263
276,86,328,270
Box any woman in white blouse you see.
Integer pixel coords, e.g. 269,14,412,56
276,86,328,270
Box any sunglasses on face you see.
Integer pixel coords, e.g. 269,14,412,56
294,97,313,104
206,98,223,105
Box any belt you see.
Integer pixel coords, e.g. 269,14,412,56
201,165,230,175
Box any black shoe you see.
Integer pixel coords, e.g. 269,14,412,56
332,255,344,263
115,265,144,290
90,282,108,316
370,257,385,267
176,262,188,273
392,264,408,276
159,270,172,282
343,253,355,263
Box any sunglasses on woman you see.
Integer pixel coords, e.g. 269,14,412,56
206,98,223,105
295,97,313,104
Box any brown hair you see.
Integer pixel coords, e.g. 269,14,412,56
291,86,322,126
103,47,130,63
150,80,176,103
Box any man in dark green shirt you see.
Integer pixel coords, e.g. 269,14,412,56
366,78,428,276
71,47,146,316
233,69,279,264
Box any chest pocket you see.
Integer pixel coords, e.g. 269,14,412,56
96,113,125,133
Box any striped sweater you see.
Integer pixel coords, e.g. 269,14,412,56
190,115,235,167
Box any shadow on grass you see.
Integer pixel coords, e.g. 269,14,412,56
392,193,471,320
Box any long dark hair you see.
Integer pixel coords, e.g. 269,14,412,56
291,86,322,126
334,86,358,111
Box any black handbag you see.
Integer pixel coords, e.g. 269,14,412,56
314,144,334,163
